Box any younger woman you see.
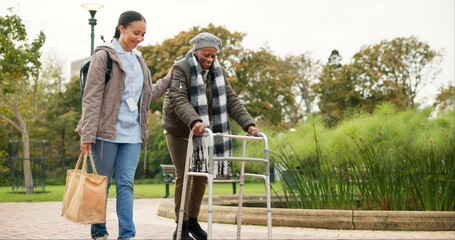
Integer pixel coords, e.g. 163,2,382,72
77,10,171,240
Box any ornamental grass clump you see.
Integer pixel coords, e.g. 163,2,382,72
273,104,455,211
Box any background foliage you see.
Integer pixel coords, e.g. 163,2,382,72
1,11,454,210
271,104,455,211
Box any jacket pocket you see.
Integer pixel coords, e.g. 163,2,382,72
101,100,117,128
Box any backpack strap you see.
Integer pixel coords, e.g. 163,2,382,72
105,55,112,84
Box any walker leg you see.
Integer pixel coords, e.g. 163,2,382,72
265,175,272,239
177,135,195,240
207,139,214,240
177,173,190,240
236,140,247,240
236,174,245,240
207,173,213,239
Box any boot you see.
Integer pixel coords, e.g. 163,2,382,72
173,221,195,240
187,217,207,240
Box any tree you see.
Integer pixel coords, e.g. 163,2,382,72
314,50,362,127
351,36,441,110
287,53,322,121
433,85,455,113
0,10,46,193
234,47,298,126
314,37,442,127
38,51,81,176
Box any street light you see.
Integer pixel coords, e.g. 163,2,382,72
81,2,104,55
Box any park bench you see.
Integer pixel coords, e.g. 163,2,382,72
160,164,240,198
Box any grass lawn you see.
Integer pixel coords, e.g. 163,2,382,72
0,182,282,203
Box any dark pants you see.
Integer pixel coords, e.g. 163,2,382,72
166,133,206,221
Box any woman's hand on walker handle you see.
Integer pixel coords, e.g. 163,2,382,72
80,143,92,155
247,125,260,136
191,121,206,137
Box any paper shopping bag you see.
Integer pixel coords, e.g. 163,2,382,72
61,153,107,224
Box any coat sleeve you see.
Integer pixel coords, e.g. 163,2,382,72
79,50,109,144
150,75,171,102
169,64,202,129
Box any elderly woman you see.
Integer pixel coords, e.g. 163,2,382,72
162,32,259,240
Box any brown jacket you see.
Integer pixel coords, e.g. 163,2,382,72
76,44,170,144
162,57,254,138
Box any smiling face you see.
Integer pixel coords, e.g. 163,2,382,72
118,20,146,52
194,47,217,69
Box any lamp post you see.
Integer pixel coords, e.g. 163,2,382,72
81,3,104,55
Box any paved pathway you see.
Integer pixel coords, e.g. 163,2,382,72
0,198,454,239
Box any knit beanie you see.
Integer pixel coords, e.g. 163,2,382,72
189,32,222,51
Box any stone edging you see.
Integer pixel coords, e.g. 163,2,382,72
157,195,455,231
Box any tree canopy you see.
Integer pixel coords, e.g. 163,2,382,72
313,36,442,126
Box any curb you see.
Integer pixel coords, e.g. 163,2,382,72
157,194,455,231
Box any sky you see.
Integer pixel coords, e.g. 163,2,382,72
1,0,454,105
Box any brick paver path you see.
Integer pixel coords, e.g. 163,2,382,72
1,198,454,239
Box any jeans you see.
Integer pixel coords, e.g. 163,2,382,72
90,140,141,239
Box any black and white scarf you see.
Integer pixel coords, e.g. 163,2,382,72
187,50,232,177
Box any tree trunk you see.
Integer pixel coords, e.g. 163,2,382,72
61,130,66,172
22,133,34,194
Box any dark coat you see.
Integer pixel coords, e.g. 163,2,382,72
162,57,255,138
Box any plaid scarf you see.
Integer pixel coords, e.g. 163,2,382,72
186,50,232,177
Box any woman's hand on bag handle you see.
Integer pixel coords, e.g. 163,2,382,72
80,143,91,155
247,125,260,136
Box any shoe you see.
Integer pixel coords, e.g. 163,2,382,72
173,221,195,240
93,234,109,240
187,217,207,240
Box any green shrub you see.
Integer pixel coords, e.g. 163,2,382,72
274,104,455,211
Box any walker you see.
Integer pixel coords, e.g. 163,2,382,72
176,128,272,240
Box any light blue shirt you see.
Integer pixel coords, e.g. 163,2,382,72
105,39,144,143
